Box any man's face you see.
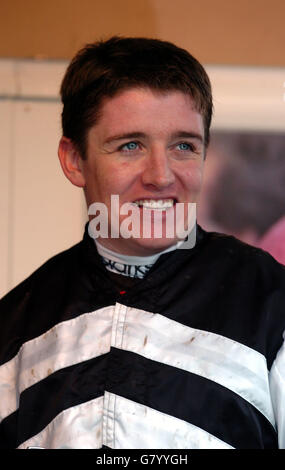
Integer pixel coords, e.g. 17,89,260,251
81,87,205,255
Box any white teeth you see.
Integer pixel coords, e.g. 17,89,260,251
133,199,175,209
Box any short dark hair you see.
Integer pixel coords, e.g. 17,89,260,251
60,36,213,159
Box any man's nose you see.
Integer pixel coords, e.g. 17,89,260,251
141,147,175,189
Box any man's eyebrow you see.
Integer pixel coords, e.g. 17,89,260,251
103,130,204,145
104,132,146,144
171,131,204,144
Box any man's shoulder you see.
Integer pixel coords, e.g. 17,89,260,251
194,227,285,368
201,226,285,268
0,240,84,306
0,239,90,365
195,226,285,292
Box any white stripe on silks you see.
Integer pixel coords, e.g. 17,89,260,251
18,391,233,449
111,304,275,427
269,333,285,449
0,306,114,421
103,392,234,449
17,396,104,449
0,301,275,431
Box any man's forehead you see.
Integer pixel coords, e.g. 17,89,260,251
94,86,204,134
84,87,206,155
100,86,198,109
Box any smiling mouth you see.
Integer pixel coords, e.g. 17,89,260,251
132,199,177,210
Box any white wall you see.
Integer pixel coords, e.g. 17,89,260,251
0,59,86,297
0,59,284,297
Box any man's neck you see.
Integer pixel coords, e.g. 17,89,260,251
94,240,182,278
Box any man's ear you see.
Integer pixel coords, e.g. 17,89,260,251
58,136,86,188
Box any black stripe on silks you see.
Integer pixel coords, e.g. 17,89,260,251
1,353,108,448
0,410,18,449
106,348,278,449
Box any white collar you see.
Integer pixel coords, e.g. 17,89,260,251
94,239,184,266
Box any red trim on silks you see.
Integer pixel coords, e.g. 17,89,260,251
120,291,126,295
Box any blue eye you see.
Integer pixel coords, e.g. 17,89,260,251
121,141,138,151
177,142,192,151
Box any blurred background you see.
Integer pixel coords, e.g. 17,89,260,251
1,0,285,296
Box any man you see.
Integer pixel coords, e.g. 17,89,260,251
0,37,284,449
